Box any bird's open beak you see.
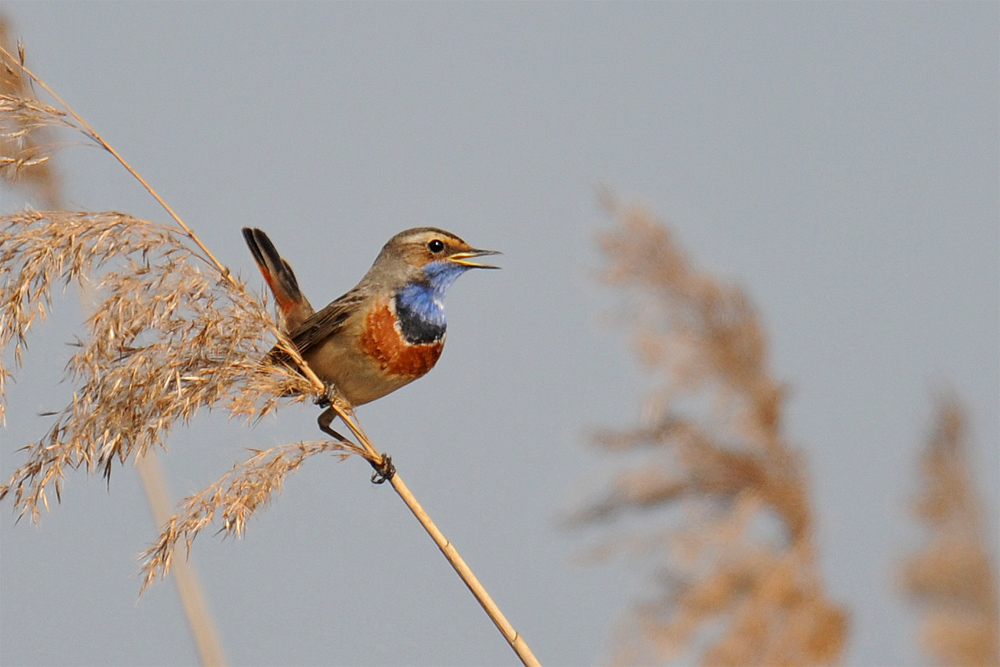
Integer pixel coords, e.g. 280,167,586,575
449,249,502,269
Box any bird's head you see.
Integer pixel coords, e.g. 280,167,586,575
372,227,500,288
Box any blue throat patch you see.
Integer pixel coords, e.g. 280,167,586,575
394,260,470,345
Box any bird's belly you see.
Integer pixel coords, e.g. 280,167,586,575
304,300,444,406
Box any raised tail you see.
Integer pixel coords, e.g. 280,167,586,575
242,227,315,330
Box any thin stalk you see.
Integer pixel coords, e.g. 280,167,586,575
137,450,226,667
392,472,540,665
0,45,228,280
333,404,541,667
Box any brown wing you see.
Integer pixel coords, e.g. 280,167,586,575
288,287,368,355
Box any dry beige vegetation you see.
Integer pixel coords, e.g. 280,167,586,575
573,200,847,665
900,397,999,667
571,200,998,666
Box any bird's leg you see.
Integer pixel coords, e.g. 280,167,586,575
334,402,396,483
317,405,350,442
315,389,395,484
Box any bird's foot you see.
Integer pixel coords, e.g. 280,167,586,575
369,454,395,484
314,382,338,408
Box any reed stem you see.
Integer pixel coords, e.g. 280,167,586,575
333,403,541,667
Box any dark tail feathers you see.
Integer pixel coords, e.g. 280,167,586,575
242,227,315,330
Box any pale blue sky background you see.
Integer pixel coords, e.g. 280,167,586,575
1,3,997,666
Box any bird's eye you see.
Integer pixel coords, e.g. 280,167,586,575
427,239,445,253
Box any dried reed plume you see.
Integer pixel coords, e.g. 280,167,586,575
2,35,234,664
899,395,999,667
572,197,847,665
141,439,365,594
0,210,317,525
0,44,335,568
0,13,61,207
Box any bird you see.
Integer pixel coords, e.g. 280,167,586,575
242,226,499,466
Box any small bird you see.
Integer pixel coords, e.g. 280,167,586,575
242,226,499,443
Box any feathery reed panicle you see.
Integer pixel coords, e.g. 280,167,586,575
0,27,359,582
0,210,316,522
0,14,62,207
573,199,847,665
899,395,999,667
2,30,231,663
140,438,366,593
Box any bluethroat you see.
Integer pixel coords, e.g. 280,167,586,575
242,227,498,468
